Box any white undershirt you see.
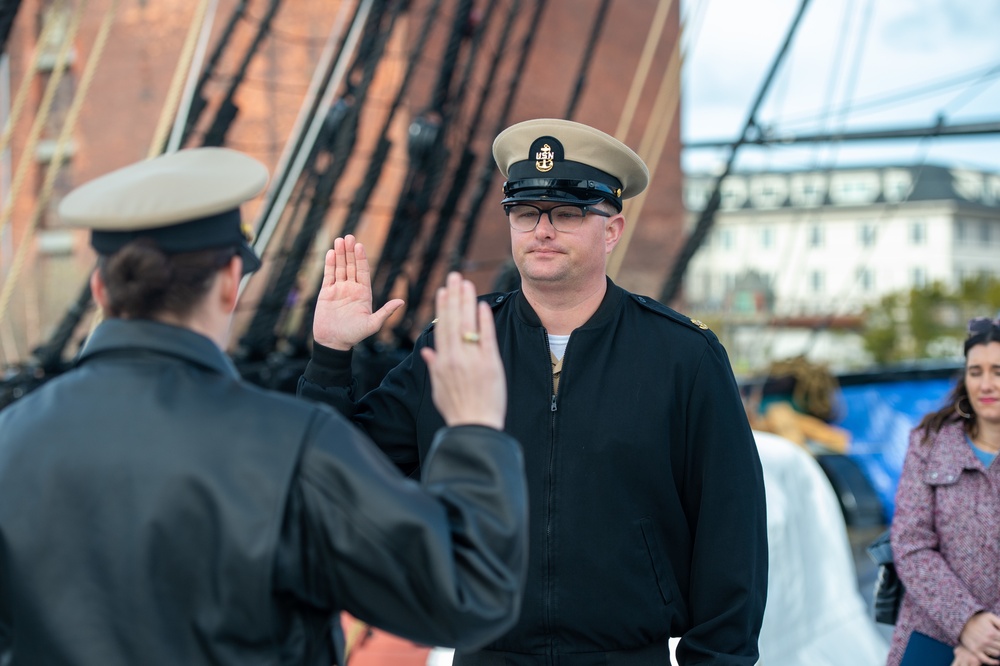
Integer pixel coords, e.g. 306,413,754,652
548,333,570,360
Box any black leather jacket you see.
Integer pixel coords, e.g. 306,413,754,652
0,319,528,666
299,280,768,665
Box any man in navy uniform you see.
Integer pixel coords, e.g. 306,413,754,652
300,119,768,664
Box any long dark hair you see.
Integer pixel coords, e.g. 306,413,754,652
915,377,971,445
96,238,236,320
915,323,1000,444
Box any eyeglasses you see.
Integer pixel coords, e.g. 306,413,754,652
504,203,612,232
968,317,1000,336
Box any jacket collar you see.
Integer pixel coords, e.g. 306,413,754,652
513,276,625,329
926,420,982,477
77,319,240,379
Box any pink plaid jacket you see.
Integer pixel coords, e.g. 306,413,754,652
887,420,1000,666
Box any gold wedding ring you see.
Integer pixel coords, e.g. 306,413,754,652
461,331,481,343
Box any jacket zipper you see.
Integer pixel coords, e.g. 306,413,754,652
544,329,557,651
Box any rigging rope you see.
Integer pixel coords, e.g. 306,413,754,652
613,0,672,141
563,0,613,120
0,4,60,156
370,0,476,315
0,0,120,326
0,0,85,250
658,0,813,305
200,0,283,147
179,0,248,144
239,0,399,359
246,0,371,276
400,0,502,336
608,5,680,281
337,0,447,238
166,0,219,153
447,0,547,273
148,0,214,157
601,0,675,282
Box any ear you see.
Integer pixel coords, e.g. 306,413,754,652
605,213,625,254
90,268,109,311
217,256,243,313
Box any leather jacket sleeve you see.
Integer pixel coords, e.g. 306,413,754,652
273,411,528,651
0,612,9,665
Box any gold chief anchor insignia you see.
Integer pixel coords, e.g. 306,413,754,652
535,143,554,172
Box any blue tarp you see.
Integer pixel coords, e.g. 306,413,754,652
833,379,954,521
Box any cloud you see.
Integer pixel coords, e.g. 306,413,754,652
681,0,1000,172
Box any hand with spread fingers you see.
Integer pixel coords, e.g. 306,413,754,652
313,235,405,351
420,272,506,430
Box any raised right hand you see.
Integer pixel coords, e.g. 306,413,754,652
312,235,404,351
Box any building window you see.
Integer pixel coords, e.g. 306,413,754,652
701,272,712,299
883,169,913,202
720,178,748,210
760,226,773,249
808,224,823,248
857,267,874,292
683,183,711,211
987,176,1000,205
912,267,926,288
789,174,827,207
956,219,968,243
830,172,879,205
714,228,734,250
810,270,825,293
980,221,992,244
750,176,788,208
859,222,877,247
910,219,926,245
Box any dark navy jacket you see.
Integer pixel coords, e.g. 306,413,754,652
299,279,768,665
0,319,527,666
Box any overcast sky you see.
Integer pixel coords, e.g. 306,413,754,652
680,0,1000,175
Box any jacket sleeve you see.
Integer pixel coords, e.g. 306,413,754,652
273,411,528,651
297,343,361,418
298,341,433,476
675,339,768,665
891,429,985,642
0,610,9,663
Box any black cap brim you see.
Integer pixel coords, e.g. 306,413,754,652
237,241,262,274
91,208,262,274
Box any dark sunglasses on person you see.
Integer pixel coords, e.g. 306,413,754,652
504,203,612,232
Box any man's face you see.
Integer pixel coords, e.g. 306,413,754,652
508,201,623,288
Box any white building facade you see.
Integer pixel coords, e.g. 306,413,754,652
681,165,1000,372
683,165,1000,317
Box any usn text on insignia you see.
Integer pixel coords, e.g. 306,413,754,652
535,143,554,172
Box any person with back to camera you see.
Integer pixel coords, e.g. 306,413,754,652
888,316,1000,666
298,118,768,664
0,147,529,666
